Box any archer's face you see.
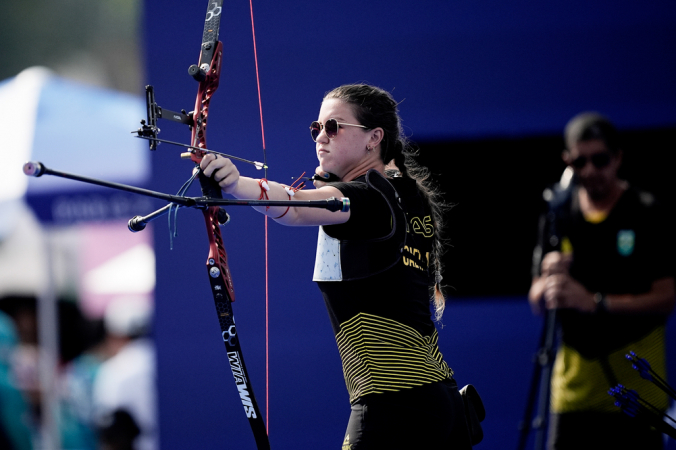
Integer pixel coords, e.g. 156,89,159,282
565,139,621,200
314,98,371,179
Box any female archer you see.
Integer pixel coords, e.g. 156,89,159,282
200,83,472,449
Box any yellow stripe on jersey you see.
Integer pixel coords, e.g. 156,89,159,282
335,313,453,402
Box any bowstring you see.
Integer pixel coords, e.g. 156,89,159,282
249,0,270,433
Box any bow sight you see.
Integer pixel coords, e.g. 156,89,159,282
136,85,193,150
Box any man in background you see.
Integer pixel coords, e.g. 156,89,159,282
529,112,675,449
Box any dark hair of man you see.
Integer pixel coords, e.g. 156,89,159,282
564,111,620,155
324,83,450,320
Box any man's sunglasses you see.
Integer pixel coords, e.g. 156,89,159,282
570,152,612,170
310,118,367,142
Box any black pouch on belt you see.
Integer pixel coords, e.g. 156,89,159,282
460,384,486,445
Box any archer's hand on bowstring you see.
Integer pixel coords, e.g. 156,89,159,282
311,167,338,188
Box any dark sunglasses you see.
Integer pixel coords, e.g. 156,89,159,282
310,118,367,142
570,152,612,170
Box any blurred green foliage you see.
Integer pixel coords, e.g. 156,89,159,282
0,0,142,93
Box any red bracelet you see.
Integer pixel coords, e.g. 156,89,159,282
272,193,291,219
258,178,270,210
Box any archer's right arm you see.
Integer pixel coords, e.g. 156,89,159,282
200,153,350,226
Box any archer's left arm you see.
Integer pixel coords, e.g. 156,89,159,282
200,153,351,226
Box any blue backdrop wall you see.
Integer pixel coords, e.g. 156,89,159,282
144,1,676,448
